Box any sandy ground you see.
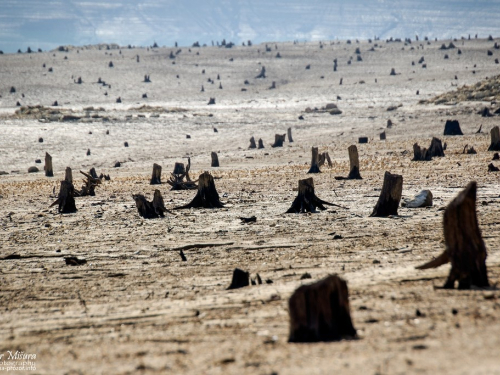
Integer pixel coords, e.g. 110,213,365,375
1,38,500,374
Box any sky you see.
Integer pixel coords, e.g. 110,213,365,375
1,0,500,53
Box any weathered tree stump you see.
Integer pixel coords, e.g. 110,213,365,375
413,137,445,161
175,172,223,209
358,137,368,144
255,66,266,78
45,152,53,177
150,163,162,185
493,153,499,160
76,170,101,196
208,97,215,105
167,160,197,190
258,138,264,149
488,126,500,151
211,152,219,167
89,167,99,179
287,127,294,142
335,145,362,180
444,119,463,135
249,136,257,149
86,148,91,156
307,147,321,173
271,134,286,148
416,182,489,289
132,189,168,219
65,167,73,183
227,268,250,289
380,131,386,140
286,178,335,213
288,275,357,342
370,171,403,217
318,152,332,167
488,163,499,172
402,190,433,208
50,180,77,213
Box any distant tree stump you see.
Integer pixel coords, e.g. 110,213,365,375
307,147,321,173
488,126,500,151
65,167,73,183
208,97,216,105
249,136,257,149
358,137,368,144
132,189,168,219
89,167,99,179
45,152,53,177
271,134,286,148
227,268,250,289
318,152,332,167
255,66,266,78
413,137,444,161
370,171,403,217
444,119,463,135
50,180,77,213
336,145,361,180
416,182,489,289
167,160,197,190
258,138,264,149
288,275,357,342
76,170,101,196
211,152,219,167
150,163,162,185
175,172,224,209
488,163,499,172
287,127,294,142
286,178,335,213
428,137,445,157
380,131,386,140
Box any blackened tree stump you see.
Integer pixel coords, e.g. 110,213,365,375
416,182,489,289
413,137,445,161
318,152,332,167
271,134,286,148
288,275,357,342
335,145,362,180
50,180,77,213
175,172,224,209
307,147,321,173
207,98,215,105
255,66,266,78
45,152,53,177
65,167,73,183
76,170,102,196
488,126,500,151
286,178,335,213
444,119,463,135
89,167,99,179
168,160,197,190
227,268,250,289
258,138,264,149
211,152,219,167
249,136,257,149
370,171,403,217
150,163,162,185
132,189,168,218
287,127,294,142
380,131,386,140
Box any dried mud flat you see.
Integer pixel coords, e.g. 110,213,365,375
1,38,500,374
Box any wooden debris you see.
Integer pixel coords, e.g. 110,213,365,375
240,216,256,223
150,163,162,185
65,256,87,266
370,171,403,217
286,177,335,213
255,66,266,79
76,170,102,196
45,152,53,177
132,189,168,218
307,147,321,173
271,134,286,148
175,172,223,209
288,275,357,342
358,137,368,144
416,182,489,289
488,126,500,151
50,180,77,213
488,163,499,172
211,152,219,167
227,268,250,289
402,190,433,208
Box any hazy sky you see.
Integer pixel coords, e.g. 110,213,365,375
1,0,500,52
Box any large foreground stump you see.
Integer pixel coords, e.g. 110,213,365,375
271,134,286,148
132,189,168,218
370,171,403,217
286,178,335,213
416,182,489,289
150,163,162,185
335,145,362,180
45,152,53,177
488,126,500,151
444,119,463,135
211,152,219,167
176,172,224,209
50,180,77,213
288,275,357,342
307,147,321,173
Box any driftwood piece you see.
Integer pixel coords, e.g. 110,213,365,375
65,167,73,183
370,171,403,217
287,127,294,142
416,182,489,289
45,152,53,177
444,119,463,135
150,163,162,185
307,147,321,173
132,189,168,218
402,190,433,208
258,138,264,149
211,152,219,167
271,134,286,148
249,136,257,149
50,180,77,213
286,177,335,213
175,172,223,209
288,275,357,342
227,268,250,289
488,126,500,151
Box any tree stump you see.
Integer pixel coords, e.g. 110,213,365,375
288,275,357,342
413,138,444,161
370,171,403,217
336,146,361,179
150,163,162,185
287,127,294,142
444,119,463,135
271,134,286,148
132,189,168,218
488,126,500,151
358,137,368,144
211,152,219,167
45,152,53,177
208,98,215,105
380,131,386,140
258,138,264,149
65,167,73,183
318,152,332,167
286,178,335,213
249,136,257,149
416,182,489,289
307,147,321,173
167,160,197,190
255,66,266,78
76,170,101,196
89,167,99,179
50,180,77,213
227,268,250,289
175,172,224,209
